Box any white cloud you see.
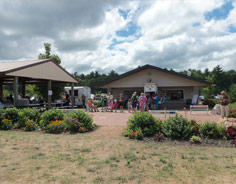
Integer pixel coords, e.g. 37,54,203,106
0,0,236,74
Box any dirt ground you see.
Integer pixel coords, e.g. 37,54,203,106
1,110,236,184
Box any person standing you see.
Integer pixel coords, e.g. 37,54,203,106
139,93,147,112
127,99,132,113
147,94,152,110
220,91,230,120
154,94,159,110
113,99,118,112
82,94,86,109
162,95,167,110
100,96,105,112
131,92,138,113
63,92,70,106
119,94,124,112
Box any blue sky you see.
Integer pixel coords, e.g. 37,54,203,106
205,0,234,21
0,0,236,74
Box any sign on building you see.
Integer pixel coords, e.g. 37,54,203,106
144,83,157,93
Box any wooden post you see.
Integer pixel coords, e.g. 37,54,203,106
22,82,26,98
47,80,52,109
71,83,74,109
184,106,186,118
13,76,18,106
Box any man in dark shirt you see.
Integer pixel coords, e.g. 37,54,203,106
82,94,86,108
63,92,70,106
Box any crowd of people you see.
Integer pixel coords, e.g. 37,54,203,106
86,92,167,113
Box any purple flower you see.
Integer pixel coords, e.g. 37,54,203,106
69,117,77,121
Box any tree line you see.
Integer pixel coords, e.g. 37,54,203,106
4,43,235,103
180,65,236,102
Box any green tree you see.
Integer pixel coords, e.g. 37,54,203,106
73,70,119,94
229,84,236,103
211,65,224,93
38,43,61,64
201,75,216,98
36,43,65,100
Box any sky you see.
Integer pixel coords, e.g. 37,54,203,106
0,0,236,74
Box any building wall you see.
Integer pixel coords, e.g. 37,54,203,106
111,87,195,110
112,86,196,101
102,68,206,88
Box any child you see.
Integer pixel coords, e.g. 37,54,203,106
108,95,113,112
113,99,118,112
100,96,105,112
87,98,92,112
127,99,132,113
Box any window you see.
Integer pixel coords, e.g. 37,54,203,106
69,90,78,96
160,90,184,101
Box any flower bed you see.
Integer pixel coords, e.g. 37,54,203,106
124,112,236,146
0,108,96,134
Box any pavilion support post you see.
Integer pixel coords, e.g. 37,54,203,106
13,76,18,106
0,81,3,101
47,80,52,109
71,83,74,109
22,82,26,98
107,88,111,94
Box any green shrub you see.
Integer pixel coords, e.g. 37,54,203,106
163,114,193,140
203,99,219,109
45,120,65,134
24,120,37,131
229,103,236,118
0,109,5,122
17,108,41,127
0,119,13,130
189,136,202,144
65,110,93,131
78,127,88,133
126,112,163,137
123,127,144,140
4,108,19,123
123,128,135,138
39,109,64,128
199,121,226,139
64,117,81,133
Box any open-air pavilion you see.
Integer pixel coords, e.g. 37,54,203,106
0,59,78,109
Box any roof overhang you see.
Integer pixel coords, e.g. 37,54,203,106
100,64,210,88
0,59,78,83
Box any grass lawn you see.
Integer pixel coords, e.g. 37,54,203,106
0,131,236,184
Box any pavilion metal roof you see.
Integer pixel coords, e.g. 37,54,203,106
0,59,78,83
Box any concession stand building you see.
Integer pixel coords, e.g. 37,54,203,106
100,64,209,109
